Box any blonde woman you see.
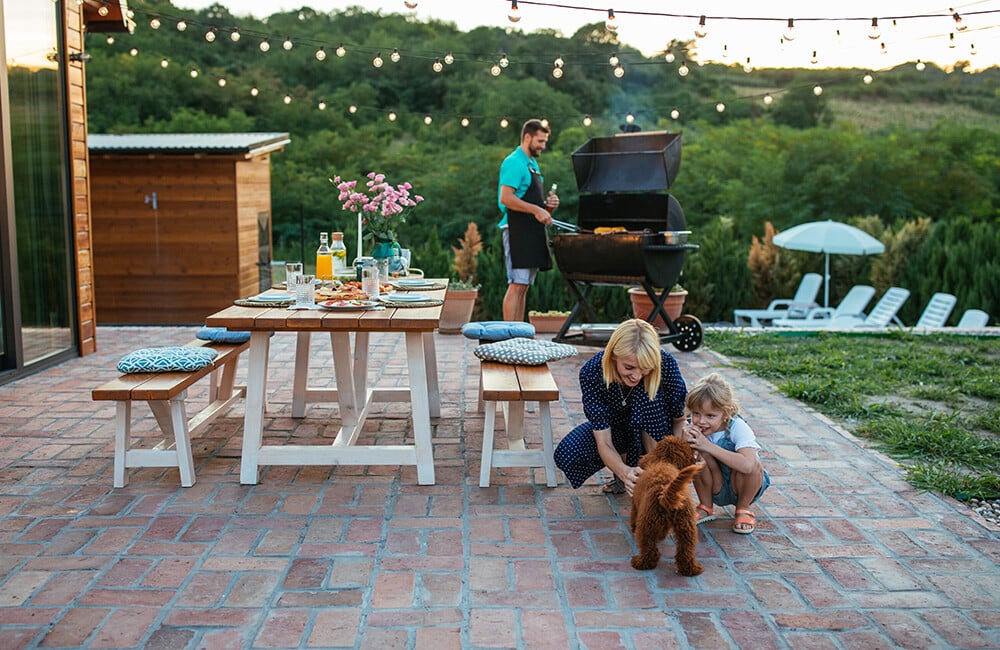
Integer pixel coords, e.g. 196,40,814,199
554,319,688,496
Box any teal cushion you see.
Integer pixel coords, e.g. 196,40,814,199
461,321,536,341
196,326,252,344
116,347,218,374
474,338,577,366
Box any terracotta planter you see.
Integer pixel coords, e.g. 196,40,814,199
628,287,687,329
438,288,478,334
528,314,570,334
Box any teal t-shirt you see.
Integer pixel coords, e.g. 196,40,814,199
497,147,542,228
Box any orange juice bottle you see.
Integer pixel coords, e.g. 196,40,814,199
316,232,333,281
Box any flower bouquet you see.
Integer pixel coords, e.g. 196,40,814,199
331,172,423,258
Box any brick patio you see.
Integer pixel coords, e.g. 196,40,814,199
0,325,997,649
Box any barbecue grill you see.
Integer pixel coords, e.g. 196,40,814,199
550,131,703,350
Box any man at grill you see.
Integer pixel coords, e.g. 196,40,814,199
497,118,560,321
554,319,688,495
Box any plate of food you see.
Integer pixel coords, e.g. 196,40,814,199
318,299,380,310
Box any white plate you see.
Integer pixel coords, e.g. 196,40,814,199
393,279,434,288
253,292,294,302
381,293,432,303
318,299,380,310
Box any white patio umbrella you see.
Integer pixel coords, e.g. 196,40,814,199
772,220,885,307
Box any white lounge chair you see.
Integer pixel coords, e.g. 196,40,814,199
913,293,957,328
827,287,910,328
772,285,876,327
956,309,989,329
733,273,823,327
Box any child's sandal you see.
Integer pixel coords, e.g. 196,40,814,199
695,503,717,524
733,509,756,534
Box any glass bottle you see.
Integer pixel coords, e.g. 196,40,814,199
330,231,348,273
315,232,333,281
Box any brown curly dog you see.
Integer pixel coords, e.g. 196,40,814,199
629,436,703,576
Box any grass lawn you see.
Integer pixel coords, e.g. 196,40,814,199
704,329,1000,501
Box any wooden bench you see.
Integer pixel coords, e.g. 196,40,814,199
92,340,249,488
479,361,560,488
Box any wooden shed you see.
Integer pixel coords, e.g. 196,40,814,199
89,132,290,324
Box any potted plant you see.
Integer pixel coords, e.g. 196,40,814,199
627,283,687,329
528,310,571,334
439,222,482,334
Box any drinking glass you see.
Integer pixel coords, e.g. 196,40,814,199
294,274,316,307
285,262,303,290
361,264,381,299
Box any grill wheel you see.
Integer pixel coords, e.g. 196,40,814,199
670,314,703,352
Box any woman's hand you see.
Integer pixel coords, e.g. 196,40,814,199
622,466,643,496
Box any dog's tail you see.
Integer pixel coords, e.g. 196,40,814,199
657,464,701,511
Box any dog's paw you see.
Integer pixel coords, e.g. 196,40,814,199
676,560,703,577
630,554,658,571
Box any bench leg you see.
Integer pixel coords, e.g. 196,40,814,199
170,398,196,487
480,399,498,487
539,402,557,487
113,401,131,488
503,402,527,451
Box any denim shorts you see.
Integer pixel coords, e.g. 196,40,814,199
502,226,537,285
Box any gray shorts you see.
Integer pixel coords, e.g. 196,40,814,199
502,226,537,285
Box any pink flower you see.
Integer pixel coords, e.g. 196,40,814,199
330,172,423,244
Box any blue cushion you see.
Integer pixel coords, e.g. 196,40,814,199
196,326,252,344
474,338,577,366
116,347,218,374
461,321,536,341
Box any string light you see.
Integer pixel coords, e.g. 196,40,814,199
694,15,708,39
783,19,795,41
204,28,216,42
250,86,259,96
390,49,401,63
554,56,564,68
613,64,624,78
283,37,293,50
318,101,327,110
129,48,138,56
189,69,198,78
444,52,454,65
315,47,326,61
625,112,635,124
283,95,292,104
716,102,726,113
605,9,617,32
670,108,680,119
583,114,592,126
508,0,521,24
160,58,169,68
948,33,956,49
664,50,674,63
106,36,114,45
500,118,509,128
150,17,161,30
217,77,226,87
98,4,109,16
388,111,397,121
432,58,443,72
230,29,240,42
404,1,418,8
915,60,925,71
743,57,753,73
373,53,384,67
608,53,619,66
810,51,818,65
336,43,346,57
763,94,773,105
952,10,967,31
970,43,977,56
678,61,689,76
259,39,270,52
863,72,873,84
461,117,470,127
176,19,186,31
813,85,823,96
424,114,432,125
880,42,888,55
349,105,357,113
499,53,509,68
491,62,502,76
868,18,880,40
721,44,728,59
552,66,563,79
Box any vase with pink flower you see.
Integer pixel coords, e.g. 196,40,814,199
330,171,423,269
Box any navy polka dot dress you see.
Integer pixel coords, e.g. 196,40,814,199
554,349,687,489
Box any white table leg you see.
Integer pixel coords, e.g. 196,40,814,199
292,332,311,418
405,331,435,485
353,331,370,411
240,331,271,484
330,331,358,443
423,331,440,419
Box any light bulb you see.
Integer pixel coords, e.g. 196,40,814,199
318,101,327,110
259,39,270,52
743,57,753,73
694,15,707,39
868,18,880,40
583,114,592,126
388,111,397,121
508,0,521,23
250,86,259,96
613,64,624,78
405,1,418,8
552,67,563,79
670,109,680,120
716,102,726,113
205,29,216,42
432,58,443,72
609,53,619,67
315,47,326,61
491,62,502,76
915,60,926,71
722,45,729,59
953,11,967,31
283,95,292,104
554,56,564,68
444,52,454,65
763,94,773,105
373,53,384,68
424,115,432,125
461,117,470,127
863,73,873,84
625,113,635,124
948,33,956,49
160,58,169,68
784,18,795,41
336,44,346,57
230,29,240,42
499,53,509,68
813,85,823,96
500,118,509,128
150,17,161,30
390,49,400,63
129,48,138,56
190,69,198,78
176,20,187,31
106,36,115,45
217,77,226,87
283,37,293,50
678,61,689,77
349,105,357,113
605,9,617,32
880,42,888,55
541,119,549,128
98,5,109,16
811,51,818,65
664,50,675,63
970,43,977,56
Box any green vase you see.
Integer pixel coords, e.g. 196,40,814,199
372,240,399,260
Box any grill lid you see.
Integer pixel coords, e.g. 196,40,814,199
572,131,681,193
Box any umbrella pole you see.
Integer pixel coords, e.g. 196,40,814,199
824,253,830,307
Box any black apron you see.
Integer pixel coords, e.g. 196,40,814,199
507,166,553,271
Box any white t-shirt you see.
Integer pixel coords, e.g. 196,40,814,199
707,415,760,452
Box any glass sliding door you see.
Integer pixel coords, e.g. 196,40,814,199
1,0,75,373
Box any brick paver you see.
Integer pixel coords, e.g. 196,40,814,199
0,325,997,648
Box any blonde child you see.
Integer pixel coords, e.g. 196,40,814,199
681,373,770,534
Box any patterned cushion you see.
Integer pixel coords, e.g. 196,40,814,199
116,347,219,374
474,338,577,366
461,321,536,341
196,326,252,344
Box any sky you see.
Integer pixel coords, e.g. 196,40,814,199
171,0,1000,71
